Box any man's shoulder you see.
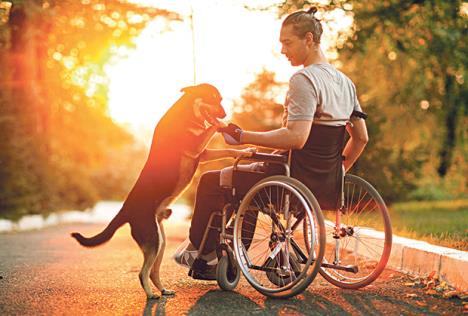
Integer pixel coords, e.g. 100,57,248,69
289,70,311,86
293,63,335,79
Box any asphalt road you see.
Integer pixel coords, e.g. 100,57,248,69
0,221,464,315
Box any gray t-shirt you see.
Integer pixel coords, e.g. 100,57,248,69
284,63,362,126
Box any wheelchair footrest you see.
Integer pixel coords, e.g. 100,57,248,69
192,258,208,271
321,263,359,273
188,268,217,281
189,258,218,281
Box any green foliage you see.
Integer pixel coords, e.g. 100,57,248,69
390,200,468,250
274,0,467,201
231,69,286,131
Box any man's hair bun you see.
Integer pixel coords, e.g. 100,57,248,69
282,6,323,43
307,7,318,15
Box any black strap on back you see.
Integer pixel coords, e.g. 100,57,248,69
351,110,368,120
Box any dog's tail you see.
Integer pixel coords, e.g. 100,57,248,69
71,209,127,247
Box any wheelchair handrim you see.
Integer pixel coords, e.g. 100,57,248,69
233,180,318,294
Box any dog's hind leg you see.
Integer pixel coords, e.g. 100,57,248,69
131,222,160,300
140,246,159,299
150,221,175,296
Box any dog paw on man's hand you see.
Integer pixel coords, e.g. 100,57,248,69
218,123,243,145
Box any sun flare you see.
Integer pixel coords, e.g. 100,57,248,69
104,1,353,142
103,1,292,141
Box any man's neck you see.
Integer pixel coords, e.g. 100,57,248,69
304,47,328,67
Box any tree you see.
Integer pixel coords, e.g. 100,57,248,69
0,0,180,218
231,69,286,131
280,0,468,177
271,0,466,200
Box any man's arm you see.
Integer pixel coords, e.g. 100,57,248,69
342,118,369,172
240,120,312,150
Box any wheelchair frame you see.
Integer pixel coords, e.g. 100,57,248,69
190,151,392,297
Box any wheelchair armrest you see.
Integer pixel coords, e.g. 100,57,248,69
249,152,288,163
233,152,290,177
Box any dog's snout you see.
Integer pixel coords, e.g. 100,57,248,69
218,104,227,118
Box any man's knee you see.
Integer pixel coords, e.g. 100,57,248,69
197,171,221,194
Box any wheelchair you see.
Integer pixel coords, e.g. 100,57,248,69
189,151,392,298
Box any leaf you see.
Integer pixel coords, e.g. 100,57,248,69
442,290,459,299
416,301,427,307
404,282,416,287
406,293,418,298
425,279,436,289
425,289,437,295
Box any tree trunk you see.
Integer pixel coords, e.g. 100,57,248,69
3,1,51,215
437,73,459,177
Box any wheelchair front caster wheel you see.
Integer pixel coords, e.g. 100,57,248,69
216,255,240,291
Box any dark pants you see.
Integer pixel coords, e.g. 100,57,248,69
189,170,226,254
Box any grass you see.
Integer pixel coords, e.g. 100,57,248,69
389,199,468,251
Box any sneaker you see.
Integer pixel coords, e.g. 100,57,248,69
201,249,218,266
173,239,197,268
173,239,218,268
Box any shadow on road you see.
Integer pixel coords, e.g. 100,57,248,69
141,289,435,315
143,297,168,316
185,290,350,315
341,291,430,315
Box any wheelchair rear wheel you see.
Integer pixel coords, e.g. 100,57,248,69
233,176,325,298
317,174,392,289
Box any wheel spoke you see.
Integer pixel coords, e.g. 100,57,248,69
234,178,325,296
320,175,391,289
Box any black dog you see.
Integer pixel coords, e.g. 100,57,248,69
71,84,226,299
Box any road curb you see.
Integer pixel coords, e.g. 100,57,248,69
388,235,467,290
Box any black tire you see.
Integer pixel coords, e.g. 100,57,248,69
318,174,392,289
233,175,325,299
216,255,240,291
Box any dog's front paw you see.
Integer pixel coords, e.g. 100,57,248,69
161,289,175,296
147,293,160,300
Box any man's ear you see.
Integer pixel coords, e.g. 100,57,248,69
305,31,314,46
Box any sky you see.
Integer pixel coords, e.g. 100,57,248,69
104,0,350,142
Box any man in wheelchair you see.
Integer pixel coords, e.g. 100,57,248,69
174,7,369,280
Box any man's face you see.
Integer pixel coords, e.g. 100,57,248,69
280,24,308,67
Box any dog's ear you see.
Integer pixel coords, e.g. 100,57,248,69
181,84,223,108
180,85,196,94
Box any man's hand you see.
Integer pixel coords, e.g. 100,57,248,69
233,147,257,158
218,123,243,145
